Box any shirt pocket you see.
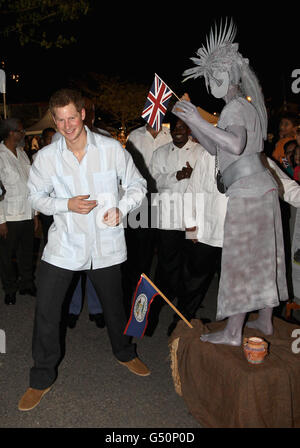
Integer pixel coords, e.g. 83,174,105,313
93,170,118,194
100,227,126,257
2,165,20,186
93,170,119,217
6,196,26,216
57,232,86,260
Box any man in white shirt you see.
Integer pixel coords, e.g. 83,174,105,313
123,123,172,314
148,117,203,332
126,123,172,169
18,89,149,412
0,118,38,306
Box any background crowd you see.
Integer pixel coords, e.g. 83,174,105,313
0,99,300,340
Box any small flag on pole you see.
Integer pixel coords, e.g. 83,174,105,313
141,73,174,132
124,275,159,338
0,69,6,94
124,273,193,338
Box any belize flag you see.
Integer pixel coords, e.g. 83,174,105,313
141,74,173,131
124,274,159,338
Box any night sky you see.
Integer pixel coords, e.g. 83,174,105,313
1,5,299,115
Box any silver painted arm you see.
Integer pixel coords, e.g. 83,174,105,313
172,100,247,156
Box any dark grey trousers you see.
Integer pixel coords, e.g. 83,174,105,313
30,261,136,389
175,240,222,321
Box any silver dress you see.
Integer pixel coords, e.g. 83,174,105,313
216,97,288,320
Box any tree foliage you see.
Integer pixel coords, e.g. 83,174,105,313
0,0,91,48
71,73,149,133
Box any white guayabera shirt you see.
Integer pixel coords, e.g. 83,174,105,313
184,150,228,247
28,126,146,270
149,139,203,230
0,143,35,224
126,125,172,168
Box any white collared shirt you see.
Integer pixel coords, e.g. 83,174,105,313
126,125,172,168
184,151,228,247
28,127,146,270
149,139,203,230
0,143,35,224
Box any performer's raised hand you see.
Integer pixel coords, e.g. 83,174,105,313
173,99,203,125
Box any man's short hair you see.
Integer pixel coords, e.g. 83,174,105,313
0,118,22,140
49,89,85,116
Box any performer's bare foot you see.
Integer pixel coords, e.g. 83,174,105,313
200,330,242,346
200,312,246,346
246,308,273,335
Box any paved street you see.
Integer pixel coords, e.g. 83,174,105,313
1,241,299,431
0,246,219,429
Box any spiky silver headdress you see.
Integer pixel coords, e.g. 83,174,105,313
183,18,240,89
183,18,268,139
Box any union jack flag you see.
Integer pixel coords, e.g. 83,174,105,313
141,74,173,131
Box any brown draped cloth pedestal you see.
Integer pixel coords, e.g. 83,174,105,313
169,316,300,428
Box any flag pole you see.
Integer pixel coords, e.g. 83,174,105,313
154,73,181,101
141,273,193,329
0,69,7,119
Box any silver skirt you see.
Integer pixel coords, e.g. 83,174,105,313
217,189,288,320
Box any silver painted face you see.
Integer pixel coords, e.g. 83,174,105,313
209,71,230,98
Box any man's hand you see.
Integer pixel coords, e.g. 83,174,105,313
34,215,39,234
176,162,193,181
186,226,198,243
103,207,123,227
68,195,98,214
0,222,8,239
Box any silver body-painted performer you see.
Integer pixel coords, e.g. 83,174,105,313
173,19,288,346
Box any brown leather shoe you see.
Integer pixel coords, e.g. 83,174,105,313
18,387,52,411
118,357,150,376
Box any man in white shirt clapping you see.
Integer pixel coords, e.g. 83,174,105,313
147,117,203,334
